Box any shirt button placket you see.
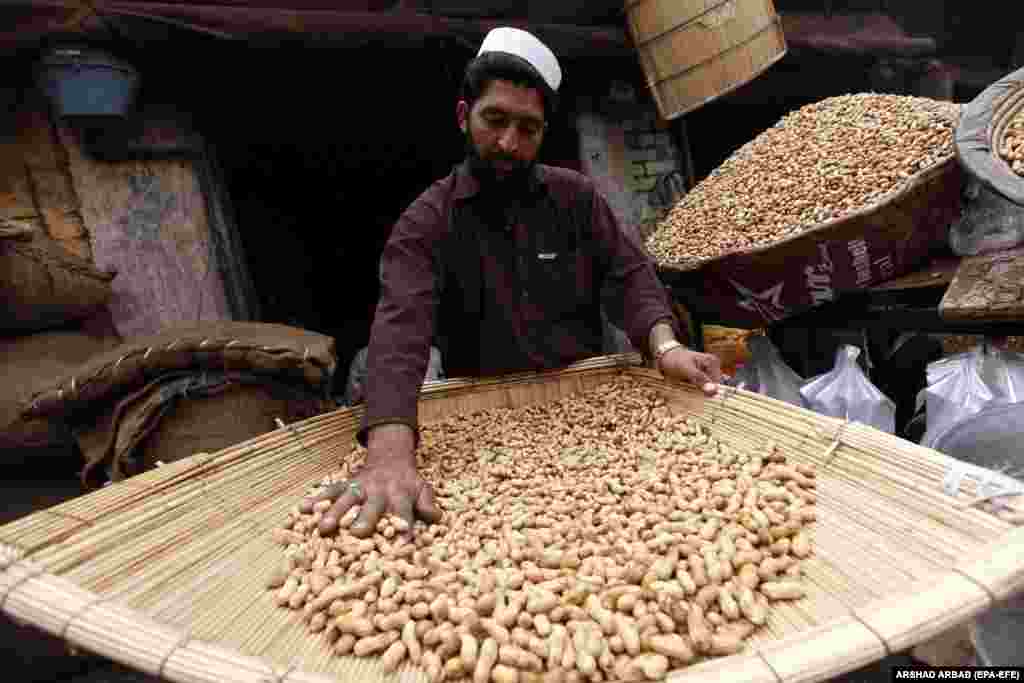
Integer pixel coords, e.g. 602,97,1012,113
518,253,528,301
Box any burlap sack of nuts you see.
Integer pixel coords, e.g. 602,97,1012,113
0,323,122,459
21,321,337,423
0,229,116,334
76,371,335,485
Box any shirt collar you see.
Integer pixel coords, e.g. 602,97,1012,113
452,161,547,202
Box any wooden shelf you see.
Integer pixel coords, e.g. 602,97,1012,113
941,246,1024,323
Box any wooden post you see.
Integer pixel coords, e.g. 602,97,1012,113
671,117,697,191
195,146,261,322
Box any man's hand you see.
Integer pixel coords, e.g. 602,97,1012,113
658,346,722,397
299,424,442,538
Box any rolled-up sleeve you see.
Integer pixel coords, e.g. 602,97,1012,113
358,195,444,446
590,191,682,356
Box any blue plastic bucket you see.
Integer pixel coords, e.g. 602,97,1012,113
35,46,139,118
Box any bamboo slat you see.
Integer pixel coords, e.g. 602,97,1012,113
854,572,990,653
0,355,1021,683
668,653,776,683
758,618,886,683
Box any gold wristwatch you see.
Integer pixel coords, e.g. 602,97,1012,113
654,340,684,368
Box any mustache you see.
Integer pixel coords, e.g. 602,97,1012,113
464,130,524,165
478,149,526,166
489,151,520,162
464,131,535,189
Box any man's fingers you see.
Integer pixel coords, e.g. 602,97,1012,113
685,361,718,397
701,354,724,384
700,372,719,396
415,483,444,525
301,482,347,514
304,469,440,539
320,489,359,535
351,495,385,538
687,362,712,388
393,493,416,538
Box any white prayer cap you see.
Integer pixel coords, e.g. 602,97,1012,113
478,27,562,92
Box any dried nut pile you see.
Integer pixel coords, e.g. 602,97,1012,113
646,94,961,269
999,108,1024,177
267,378,816,682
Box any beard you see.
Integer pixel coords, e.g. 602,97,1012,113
464,129,536,194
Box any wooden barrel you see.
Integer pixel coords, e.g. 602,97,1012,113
625,0,787,120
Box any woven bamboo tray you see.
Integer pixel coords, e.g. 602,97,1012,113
1,354,1022,683
956,65,1024,207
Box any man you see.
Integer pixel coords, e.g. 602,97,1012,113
303,28,722,537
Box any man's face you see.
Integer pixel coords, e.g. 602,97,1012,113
458,79,546,185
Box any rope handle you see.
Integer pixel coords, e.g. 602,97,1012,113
812,418,849,465
26,336,331,415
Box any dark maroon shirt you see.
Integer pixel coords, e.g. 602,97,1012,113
359,162,680,443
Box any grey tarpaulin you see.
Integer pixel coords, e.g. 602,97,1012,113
931,401,1024,473
955,65,1024,207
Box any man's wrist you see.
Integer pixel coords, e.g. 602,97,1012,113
367,423,416,467
653,340,686,370
648,320,679,357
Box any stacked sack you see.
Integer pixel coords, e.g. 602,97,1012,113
0,221,120,471
0,222,123,682
21,321,339,487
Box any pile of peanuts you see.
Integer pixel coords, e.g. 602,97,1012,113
999,107,1024,177
267,377,816,682
646,94,961,269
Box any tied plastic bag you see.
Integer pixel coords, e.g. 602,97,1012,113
729,334,805,408
982,346,1024,403
919,348,993,449
919,342,1024,449
800,345,896,433
948,180,1024,256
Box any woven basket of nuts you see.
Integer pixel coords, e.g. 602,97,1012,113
1,354,1023,683
956,65,1024,207
648,94,965,329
